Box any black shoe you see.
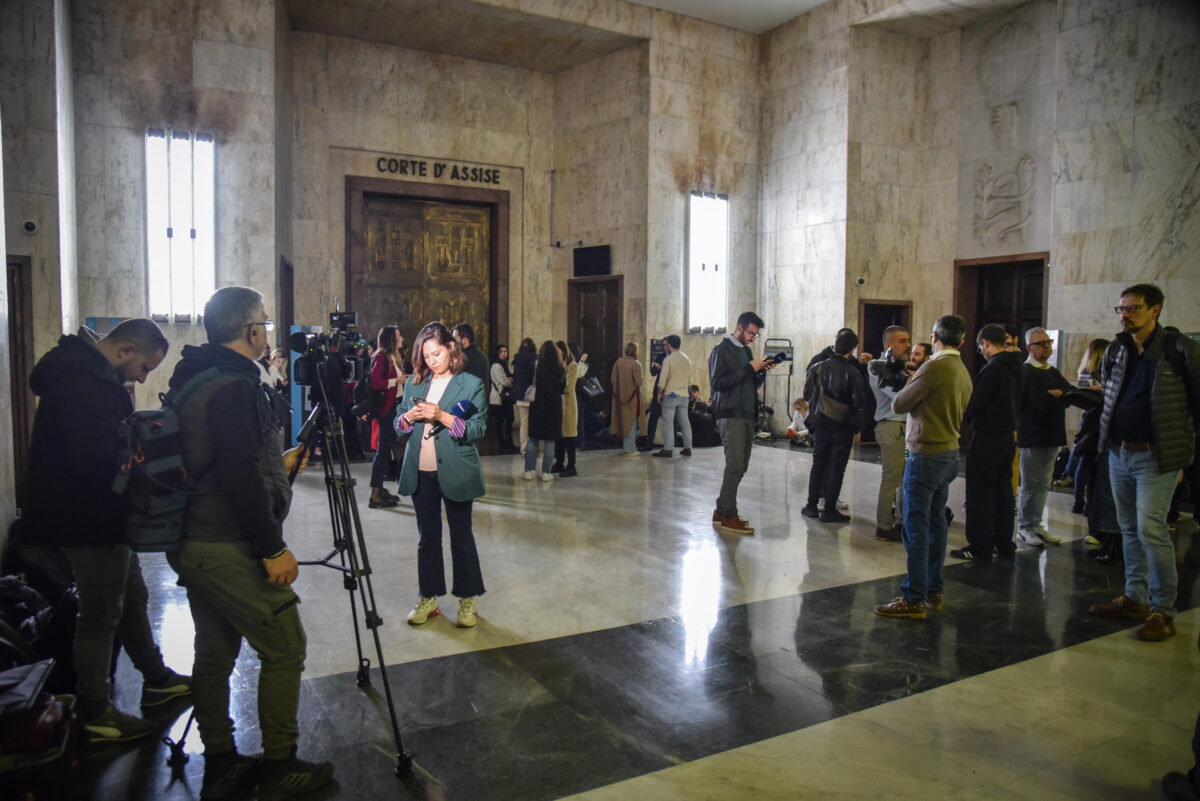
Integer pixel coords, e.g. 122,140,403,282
258,754,334,801
801,505,820,518
819,509,851,523
680,448,692,456
560,466,577,478
201,750,261,800
874,526,902,543
368,496,398,509
950,546,990,562
944,507,954,525
1072,501,1085,514
380,488,400,502
551,463,563,473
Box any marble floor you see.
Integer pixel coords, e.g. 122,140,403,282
80,441,1200,800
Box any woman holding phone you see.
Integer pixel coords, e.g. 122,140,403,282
394,322,488,628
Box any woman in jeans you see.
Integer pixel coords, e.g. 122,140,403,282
523,340,565,481
395,322,488,627
368,325,406,509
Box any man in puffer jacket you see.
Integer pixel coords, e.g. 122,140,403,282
1088,283,1200,642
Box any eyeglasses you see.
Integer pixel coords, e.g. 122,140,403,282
743,328,759,340
1113,304,1146,314
1028,340,1052,348
245,320,275,332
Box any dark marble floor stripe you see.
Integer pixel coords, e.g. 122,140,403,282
79,532,1200,801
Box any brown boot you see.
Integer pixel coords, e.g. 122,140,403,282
1088,595,1150,619
1133,611,1176,641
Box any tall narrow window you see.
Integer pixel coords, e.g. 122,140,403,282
686,192,729,332
145,129,215,323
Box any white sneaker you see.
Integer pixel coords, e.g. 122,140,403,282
1016,528,1045,548
522,470,535,481
407,596,440,625
836,499,849,511
539,472,555,482
456,597,477,628
1034,527,1062,545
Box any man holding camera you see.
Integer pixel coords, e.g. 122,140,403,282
710,311,775,535
167,287,332,800
867,326,913,542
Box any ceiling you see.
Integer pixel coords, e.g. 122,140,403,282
631,0,827,34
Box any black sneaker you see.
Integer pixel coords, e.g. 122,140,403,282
201,750,262,800
550,463,563,473
819,509,851,523
368,495,398,509
380,488,401,503
142,669,192,707
560,466,578,478
950,546,989,562
85,704,156,743
800,505,820,518
258,755,334,801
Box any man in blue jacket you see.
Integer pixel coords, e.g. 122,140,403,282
20,318,190,742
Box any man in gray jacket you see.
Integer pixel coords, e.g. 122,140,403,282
168,287,334,799
1088,283,1200,642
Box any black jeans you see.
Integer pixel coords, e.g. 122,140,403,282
411,471,485,598
965,430,1016,558
370,407,397,489
807,428,854,508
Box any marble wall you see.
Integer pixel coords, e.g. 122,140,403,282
290,31,552,352
645,10,759,398
0,97,15,538
760,0,851,380
1050,0,1200,372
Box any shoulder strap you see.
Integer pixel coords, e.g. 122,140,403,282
1163,331,1187,379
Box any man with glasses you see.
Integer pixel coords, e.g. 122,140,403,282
1014,327,1075,547
709,311,775,535
1088,283,1200,642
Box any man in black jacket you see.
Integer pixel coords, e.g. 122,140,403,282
167,287,333,798
801,330,869,523
20,318,190,742
952,323,1025,561
452,322,490,386
1088,283,1200,642
709,311,775,535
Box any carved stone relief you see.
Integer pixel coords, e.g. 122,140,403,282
989,102,1019,150
973,154,1036,246
977,20,1041,97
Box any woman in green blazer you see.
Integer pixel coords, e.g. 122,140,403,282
394,322,487,628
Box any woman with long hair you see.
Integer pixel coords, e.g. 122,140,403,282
611,341,646,456
523,340,565,481
394,322,488,627
1076,337,1108,387
488,344,516,451
1061,338,1110,521
551,341,579,477
368,325,406,509
510,337,537,455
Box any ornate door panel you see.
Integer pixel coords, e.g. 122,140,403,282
354,196,490,349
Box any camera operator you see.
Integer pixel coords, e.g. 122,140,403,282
166,286,332,799
867,326,914,542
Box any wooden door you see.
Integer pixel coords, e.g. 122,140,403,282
568,276,622,419
955,254,1046,374
353,196,490,349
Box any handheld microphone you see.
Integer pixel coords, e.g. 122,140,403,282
769,352,789,365
424,399,474,439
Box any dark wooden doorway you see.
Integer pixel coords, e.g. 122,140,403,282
955,253,1047,374
346,176,509,356
568,276,623,421
277,256,294,349
7,256,35,499
858,301,913,360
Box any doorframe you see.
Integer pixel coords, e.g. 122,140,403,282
345,176,509,348
7,255,35,498
856,299,913,355
953,251,1049,349
567,275,624,357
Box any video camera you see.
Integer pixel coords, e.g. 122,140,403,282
289,312,367,412
873,346,910,392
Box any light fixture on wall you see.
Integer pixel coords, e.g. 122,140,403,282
20,220,38,234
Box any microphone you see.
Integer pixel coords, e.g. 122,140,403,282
423,399,474,439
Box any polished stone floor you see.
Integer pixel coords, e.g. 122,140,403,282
79,442,1200,800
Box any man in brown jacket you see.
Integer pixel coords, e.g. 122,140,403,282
876,314,972,620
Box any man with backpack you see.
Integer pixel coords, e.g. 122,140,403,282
167,286,333,800
19,318,191,742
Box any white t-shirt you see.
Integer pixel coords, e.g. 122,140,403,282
419,375,452,472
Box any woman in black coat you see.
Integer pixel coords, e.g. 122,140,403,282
522,340,565,482
510,338,537,456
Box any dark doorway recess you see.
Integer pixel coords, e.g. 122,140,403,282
568,276,623,423
7,256,35,499
277,255,294,348
955,253,1047,375
345,176,509,355
858,301,912,361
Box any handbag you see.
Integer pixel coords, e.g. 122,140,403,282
579,376,604,398
523,385,536,402
816,363,849,423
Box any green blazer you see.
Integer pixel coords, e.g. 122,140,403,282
394,372,487,501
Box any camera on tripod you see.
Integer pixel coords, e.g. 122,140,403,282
873,346,910,392
289,312,367,411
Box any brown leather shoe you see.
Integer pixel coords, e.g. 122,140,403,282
1088,595,1150,619
1133,611,1176,641
874,596,926,619
925,594,943,611
715,514,755,536
875,526,902,543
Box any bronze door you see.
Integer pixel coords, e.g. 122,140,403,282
354,196,490,350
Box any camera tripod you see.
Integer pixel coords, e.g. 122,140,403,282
293,385,412,778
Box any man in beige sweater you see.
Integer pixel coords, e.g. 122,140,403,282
876,314,973,620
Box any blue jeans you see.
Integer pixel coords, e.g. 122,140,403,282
1109,448,1179,616
525,438,556,473
659,394,692,451
623,420,640,453
900,450,959,602
1017,445,1058,530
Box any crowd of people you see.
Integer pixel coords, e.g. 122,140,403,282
9,280,1198,800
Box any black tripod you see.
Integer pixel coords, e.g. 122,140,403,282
292,383,413,778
